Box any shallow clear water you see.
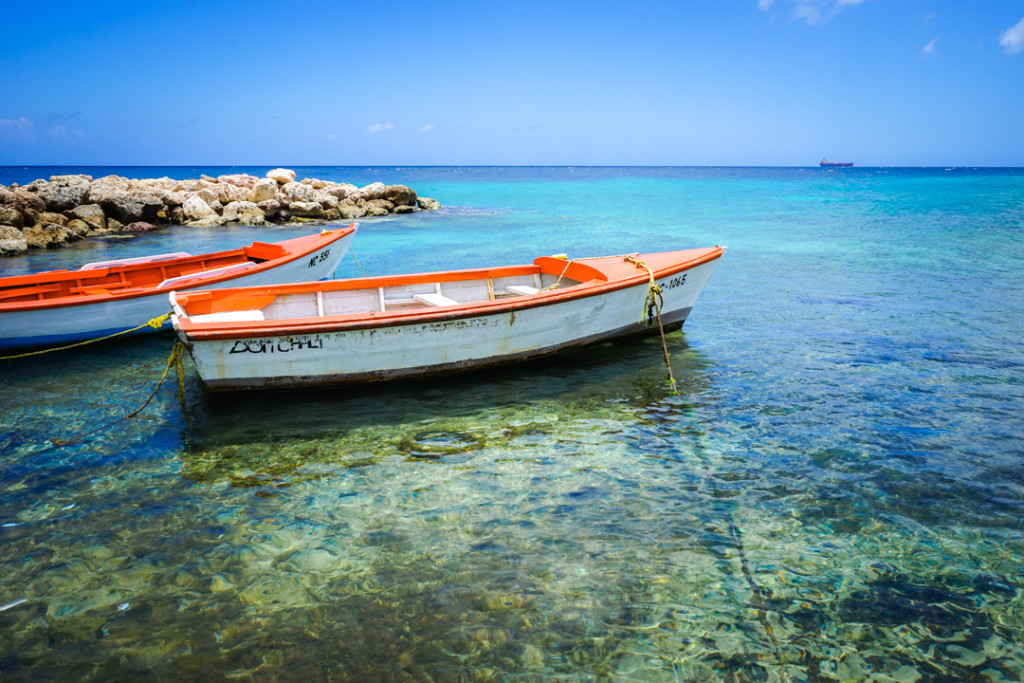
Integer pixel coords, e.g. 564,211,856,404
2,166,1024,681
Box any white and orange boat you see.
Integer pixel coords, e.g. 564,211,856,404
170,245,725,391
0,225,357,351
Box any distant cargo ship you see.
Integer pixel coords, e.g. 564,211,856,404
820,158,853,167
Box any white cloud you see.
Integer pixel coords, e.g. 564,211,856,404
418,124,435,134
999,16,1024,55
759,0,867,25
47,124,89,142
366,122,396,134
0,116,35,142
923,36,939,57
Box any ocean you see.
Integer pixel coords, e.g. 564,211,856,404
1,166,1023,681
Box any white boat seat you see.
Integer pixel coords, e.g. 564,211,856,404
189,310,265,323
506,285,540,296
413,292,458,307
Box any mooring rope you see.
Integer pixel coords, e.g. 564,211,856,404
50,342,187,448
348,245,368,277
0,312,172,361
623,254,679,396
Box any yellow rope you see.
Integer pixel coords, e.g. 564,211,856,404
0,312,172,361
51,341,187,448
348,246,368,277
624,255,679,395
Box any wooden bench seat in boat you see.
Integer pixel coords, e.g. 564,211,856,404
189,310,266,323
505,285,540,296
413,292,459,307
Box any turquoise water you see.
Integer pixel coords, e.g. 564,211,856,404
2,166,1023,681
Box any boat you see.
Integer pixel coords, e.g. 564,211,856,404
0,225,357,351
820,158,853,167
170,245,725,391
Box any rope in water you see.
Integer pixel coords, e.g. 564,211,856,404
0,312,173,361
623,254,679,396
50,341,188,448
348,245,368,277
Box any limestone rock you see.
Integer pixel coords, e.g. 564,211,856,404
101,195,162,225
354,182,387,201
186,215,227,227
326,183,358,200
288,201,324,218
337,202,364,220
27,175,91,211
217,173,258,189
215,182,250,205
183,195,218,220
417,197,441,210
122,221,160,232
257,199,282,218
87,175,131,204
24,223,77,249
37,211,68,226
266,168,296,185
249,179,277,203
323,208,341,221
384,184,417,206
66,204,107,231
106,217,124,231
12,190,46,221
222,201,267,225
282,181,316,203
0,204,24,228
362,199,393,216
0,225,27,255
65,218,91,236
393,204,417,214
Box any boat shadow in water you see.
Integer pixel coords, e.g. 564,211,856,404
178,333,715,487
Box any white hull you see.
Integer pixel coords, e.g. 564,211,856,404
180,258,719,391
0,231,354,350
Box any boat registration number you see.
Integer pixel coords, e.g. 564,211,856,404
307,249,331,268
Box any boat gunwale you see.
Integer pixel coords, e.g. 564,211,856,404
0,226,357,313
173,246,725,341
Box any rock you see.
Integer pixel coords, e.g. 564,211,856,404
288,201,324,218
215,182,250,204
222,201,267,225
0,204,24,228
417,197,441,210
249,179,277,203
362,199,394,216
168,206,185,224
200,174,217,183
0,225,27,255
217,174,258,189
384,184,417,206
12,190,46,221
0,186,12,205
87,175,131,204
266,168,296,185
50,173,93,183
65,218,91,236
183,195,218,220
122,221,161,232
337,202,364,220
323,208,341,221
282,181,316,203
326,183,358,200
186,215,227,227
354,182,387,201
28,176,91,211
65,204,107,231
257,199,282,218
313,191,339,209
106,217,124,231
101,194,162,225
37,211,68,226
393,204,417,214
24,223,77,249
194,188,223,212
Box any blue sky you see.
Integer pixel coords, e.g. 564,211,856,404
1,0,1022,166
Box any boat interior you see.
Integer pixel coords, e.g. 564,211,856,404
0,242,289,304
178,259,599,324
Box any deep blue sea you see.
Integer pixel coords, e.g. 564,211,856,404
2,166,1023,681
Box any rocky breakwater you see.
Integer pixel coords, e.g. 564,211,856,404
0,167,441,256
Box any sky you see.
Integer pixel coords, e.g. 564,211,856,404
1,0,1023,167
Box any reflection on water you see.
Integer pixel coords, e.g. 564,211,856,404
3,332,1022,681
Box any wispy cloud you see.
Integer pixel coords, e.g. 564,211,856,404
367,122,396,134
0,116,35,142
1000,16,1024,55
922,36,939,57
759,0,868,25
48,125,89,141
418,124,435,134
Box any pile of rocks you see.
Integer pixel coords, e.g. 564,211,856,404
0,167,440,256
